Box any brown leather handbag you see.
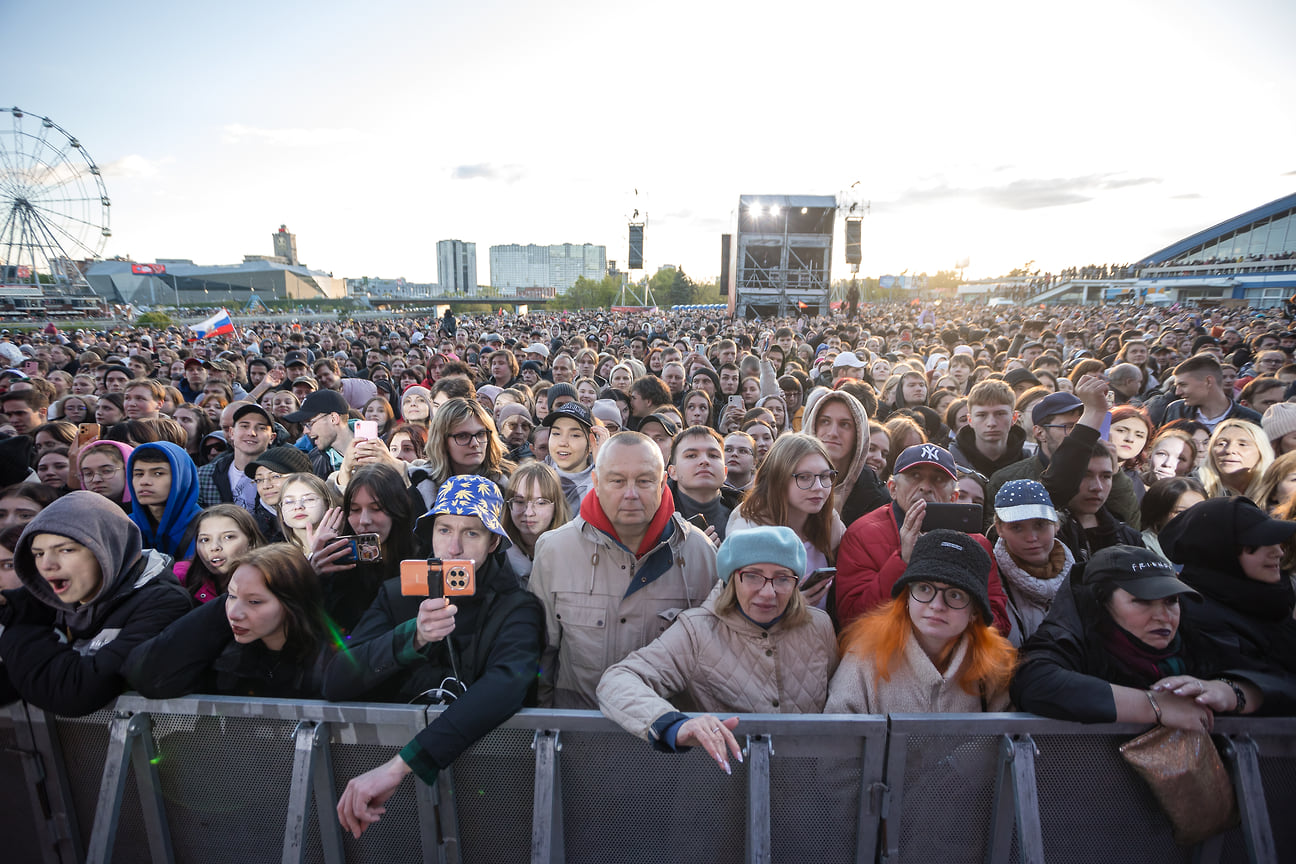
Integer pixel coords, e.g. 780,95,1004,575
1119,726,1239,846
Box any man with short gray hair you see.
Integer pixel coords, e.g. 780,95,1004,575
1107,362,1144,405
530,432,717,708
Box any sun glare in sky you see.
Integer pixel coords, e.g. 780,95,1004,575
6,0,1295,284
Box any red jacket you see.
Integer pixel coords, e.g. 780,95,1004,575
836,503,1011,635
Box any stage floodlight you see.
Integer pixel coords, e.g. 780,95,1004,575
770,205,780,217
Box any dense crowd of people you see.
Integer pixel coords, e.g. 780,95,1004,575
1,298,1294,837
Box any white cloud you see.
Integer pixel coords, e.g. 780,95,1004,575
100,154,170,180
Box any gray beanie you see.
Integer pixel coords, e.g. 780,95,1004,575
546,383,577,411
1261,402,1296,444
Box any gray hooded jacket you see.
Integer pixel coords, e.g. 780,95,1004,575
0,492,192,715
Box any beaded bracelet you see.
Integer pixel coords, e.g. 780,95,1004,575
1218,678,1247,714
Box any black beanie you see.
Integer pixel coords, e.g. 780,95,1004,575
891,529,993,623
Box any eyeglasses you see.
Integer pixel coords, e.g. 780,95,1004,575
908,582,971,610
449,429,490,446
255,473,285,487
79,467,119,482
509,497,553,511
737,570,799,593
792,470,838,490
1042,422,1077,433
281,495,322,510
724,446,753,456
955,466,988,484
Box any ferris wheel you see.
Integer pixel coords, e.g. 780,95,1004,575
0,106,111,288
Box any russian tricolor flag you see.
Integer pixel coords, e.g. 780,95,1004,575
190,308,236,339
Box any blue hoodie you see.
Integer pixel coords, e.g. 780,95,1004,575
128,441,203,560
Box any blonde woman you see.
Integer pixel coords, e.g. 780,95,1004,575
1199,418,1273,500
276,473,341,554
501,461,572,579
410,397,515,509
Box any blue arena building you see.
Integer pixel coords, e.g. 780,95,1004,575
965,192,1296,307
1130,191,1296,306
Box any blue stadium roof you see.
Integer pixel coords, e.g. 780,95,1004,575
1134,192,1296,267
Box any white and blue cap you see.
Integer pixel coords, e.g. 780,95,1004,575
416,474,510,549
994,479,1058,524
716,526,806,584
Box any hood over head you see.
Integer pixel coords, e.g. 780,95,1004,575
15,491,144,614
127,441,203,560
801,389,870,498
76,439,136,504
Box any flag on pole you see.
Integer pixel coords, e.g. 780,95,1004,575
190,308,236,339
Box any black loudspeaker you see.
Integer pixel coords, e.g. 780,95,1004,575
720,234,731,297
845,219,862,266
628,224,644,270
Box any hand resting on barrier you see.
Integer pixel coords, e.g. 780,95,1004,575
1152,675,1261,717
337,754,413,839
675,714,743,775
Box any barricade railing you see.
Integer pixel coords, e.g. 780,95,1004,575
2,697,1291,864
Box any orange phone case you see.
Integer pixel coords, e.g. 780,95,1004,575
441,559,475,597
400,560,431,596
399,559,476,598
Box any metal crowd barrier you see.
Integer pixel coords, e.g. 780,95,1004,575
2,696,1291,864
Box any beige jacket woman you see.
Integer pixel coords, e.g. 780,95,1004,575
826,631,1011,714
597,583,838,743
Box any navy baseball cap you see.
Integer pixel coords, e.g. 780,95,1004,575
1031,392,1084,426
892,443,958,481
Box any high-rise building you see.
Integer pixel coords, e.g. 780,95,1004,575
489,243,607,294
272,225,298,265
437,240,478,295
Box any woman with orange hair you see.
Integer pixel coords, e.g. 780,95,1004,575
826,529,1016,713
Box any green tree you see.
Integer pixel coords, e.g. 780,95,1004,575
691,280,723,305
667,268,696,306
926,270,962,295
562,274,621,310
646,266,703,307
136,311,174,326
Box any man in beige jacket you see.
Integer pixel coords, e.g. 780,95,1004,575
530,432,718,708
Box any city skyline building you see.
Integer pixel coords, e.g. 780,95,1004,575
437,239,477,295
490,242,607,294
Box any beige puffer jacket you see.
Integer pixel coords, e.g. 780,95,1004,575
825,630,1011,714
531,513,718,709
596,582,838,742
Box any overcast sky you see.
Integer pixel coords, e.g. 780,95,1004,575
7,0,1295,285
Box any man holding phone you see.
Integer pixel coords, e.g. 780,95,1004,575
328,476,544,838
835,443,1010,633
